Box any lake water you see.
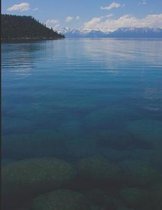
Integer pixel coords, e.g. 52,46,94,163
2,39,162,210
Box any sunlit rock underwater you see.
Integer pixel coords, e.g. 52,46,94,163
32,190,90,210
78,156,121,183
119,188,149,208
2,158,76,209
119,160,161,186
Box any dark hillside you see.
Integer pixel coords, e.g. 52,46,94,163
1,14,64,41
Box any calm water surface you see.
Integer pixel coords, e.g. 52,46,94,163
2,39,162,210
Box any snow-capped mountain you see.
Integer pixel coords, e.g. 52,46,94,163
108,27,162,38
62,27,162,38
60,28,108,38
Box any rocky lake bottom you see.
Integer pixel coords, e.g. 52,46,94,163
2,39,162,210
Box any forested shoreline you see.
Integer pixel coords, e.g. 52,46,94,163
1,14,64,42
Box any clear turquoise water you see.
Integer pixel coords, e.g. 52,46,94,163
2,39,162,210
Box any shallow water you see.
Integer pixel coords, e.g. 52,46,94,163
2,39,162,210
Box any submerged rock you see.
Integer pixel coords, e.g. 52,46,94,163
120,160,160,186
84,108,113,130
63,137,97,158
127,119,162,148
2,129,97,159
149,183,162,210
85,188,121,209
2,158,76,195
32,189,90,210
84,106,137,131
117,207,134,210
78,156,121,183
120,187,148,208
2,130,67,159
1,158,16,166
96,130,152,150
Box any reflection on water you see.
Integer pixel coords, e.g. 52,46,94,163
82,39,162,69
2,39,162,210
2,43,44,79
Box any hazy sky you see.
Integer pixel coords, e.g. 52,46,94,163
2,0,162,31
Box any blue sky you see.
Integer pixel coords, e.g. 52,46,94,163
2,0,162,32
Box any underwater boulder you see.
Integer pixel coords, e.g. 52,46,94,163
116,207,134,210
58,118,83,138
149,183,162,210
32,189,90,210
78,156,121,183
2,130,67,159
85,189,112,206
95,129,152,150
84,107,121,130
151,149,162,172
127,119,162,148
88,205,103,210
2,158,76,196
63,137,97,158
125,149,154,163
99,148,154,163
84,106,137,131
1,158,16,166
84,108,113,129
85,188,122,209
120,187,148,208
120,160,160,186
3,116,37,135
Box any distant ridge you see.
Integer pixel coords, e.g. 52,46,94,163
1,14,64,42
63,27,162,38
108,27,162,38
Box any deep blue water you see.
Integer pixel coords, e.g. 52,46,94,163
2,39,162,210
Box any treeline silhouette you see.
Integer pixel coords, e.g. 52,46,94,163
1,14,64,41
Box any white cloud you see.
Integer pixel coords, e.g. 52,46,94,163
139,0,147,5
83,17,103,31
46,19,60,30
76,16,80,20
65,16,74,23
65,16,80,23
101,2,122,10
106,14,114,18
7,2,30,12
83,14,162,32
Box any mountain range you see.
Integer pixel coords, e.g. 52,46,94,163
63,27,162,38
